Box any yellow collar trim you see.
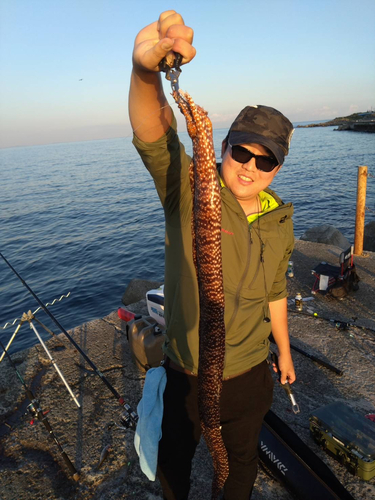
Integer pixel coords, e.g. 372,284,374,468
219,175,279,224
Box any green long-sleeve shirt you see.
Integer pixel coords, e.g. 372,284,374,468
133,115,294,377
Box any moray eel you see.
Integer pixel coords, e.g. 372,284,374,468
173,90,229,499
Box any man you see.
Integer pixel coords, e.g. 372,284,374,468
129,10,296,500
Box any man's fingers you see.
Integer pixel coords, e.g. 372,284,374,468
134,38,173,72
166,33,195,64
281,372,296,385
133,11,195,73
157,10,178,28
158,11,195,63
165,24,194,45
152,38,175,69
158,11,184,39
154,38,175,58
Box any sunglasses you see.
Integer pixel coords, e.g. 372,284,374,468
228,141,279,172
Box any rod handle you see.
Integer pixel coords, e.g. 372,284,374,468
61,450,80,480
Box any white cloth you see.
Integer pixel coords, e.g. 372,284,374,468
134,366,167,481
319,275,329,290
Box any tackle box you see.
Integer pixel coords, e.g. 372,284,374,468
309,401,375,481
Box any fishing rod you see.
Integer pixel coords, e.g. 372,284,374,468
0,252,138,430
287,308,375,334
287,343,343,376
269,333,343,376
0,338,79,480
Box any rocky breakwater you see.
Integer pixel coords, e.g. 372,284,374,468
301,222,375,252
297,111,375,132
336,122,375,133
364,221,375,252
0,245,375,499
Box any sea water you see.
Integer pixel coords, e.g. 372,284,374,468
1,126,374,352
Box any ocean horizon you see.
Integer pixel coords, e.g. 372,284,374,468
0,119,333,151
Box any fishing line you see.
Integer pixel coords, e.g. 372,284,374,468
128,88,196,140
2,292,71,330
131,103,172,137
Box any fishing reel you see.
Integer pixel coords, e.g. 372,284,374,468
25,399,50,425
335,321,349,331
26,400,40,421
26,401,39,424
118,403,138,431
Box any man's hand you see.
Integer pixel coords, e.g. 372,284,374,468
133,10,196,74
129,11,195,140
274,351,296,385
269,298,296,385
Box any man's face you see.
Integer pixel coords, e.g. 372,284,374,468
220,142,281,211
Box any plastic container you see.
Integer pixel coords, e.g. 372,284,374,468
295,293,303,312
146,285,165,326
126,315,166,371
117,307,136,322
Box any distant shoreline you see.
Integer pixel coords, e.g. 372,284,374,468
297,111,375,132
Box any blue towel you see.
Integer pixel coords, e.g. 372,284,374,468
134,365,167,481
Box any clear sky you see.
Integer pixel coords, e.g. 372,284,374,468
1,0,374,148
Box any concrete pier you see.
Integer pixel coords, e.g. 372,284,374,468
0,240,374,499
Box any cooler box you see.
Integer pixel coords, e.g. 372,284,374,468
146,285,165,327
309,401,375,481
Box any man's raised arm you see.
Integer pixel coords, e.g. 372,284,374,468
129,10,195,142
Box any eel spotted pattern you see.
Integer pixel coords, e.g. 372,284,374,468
173,89,229,499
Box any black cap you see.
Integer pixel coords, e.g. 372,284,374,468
228,105,294,166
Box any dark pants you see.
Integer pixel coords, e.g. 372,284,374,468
157,359,274,500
